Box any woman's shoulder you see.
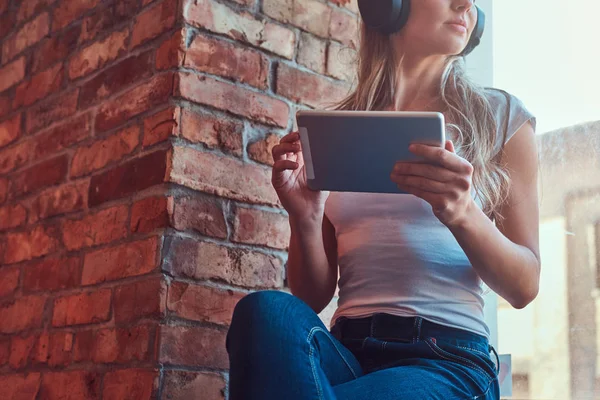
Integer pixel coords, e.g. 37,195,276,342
481,87,537,146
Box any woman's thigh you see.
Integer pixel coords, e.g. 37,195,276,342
333,359,497,400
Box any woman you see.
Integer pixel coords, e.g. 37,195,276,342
226,0,540,399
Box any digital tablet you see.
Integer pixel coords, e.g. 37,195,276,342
296,110,446,193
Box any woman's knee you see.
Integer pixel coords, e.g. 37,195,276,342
231,290,297,324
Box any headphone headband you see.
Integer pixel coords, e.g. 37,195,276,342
357,0,485,57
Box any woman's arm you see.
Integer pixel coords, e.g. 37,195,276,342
287,214,339,314
448,121,540,308
390,121,540,309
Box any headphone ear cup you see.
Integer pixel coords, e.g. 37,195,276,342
358,0,410,34
460,6,485,56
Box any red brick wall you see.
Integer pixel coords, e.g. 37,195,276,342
0,0,358,398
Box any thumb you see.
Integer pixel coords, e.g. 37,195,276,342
445,140,455,153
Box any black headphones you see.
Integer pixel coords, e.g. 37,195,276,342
357,0,485,57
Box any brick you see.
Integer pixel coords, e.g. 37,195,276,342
172,196,227,239
52,288,111,327
232,207,290,249
70,125,140,178
276,63,349,108
9,334,36,369
68,29,129,80
331,0,360,13
0,113,21,147
22,255,81,292
167,282,245,325
0,12,11,40
0,296,46,334
329,7,359,48
298,33,327,74
167,237,283,288
10,154,69,198
0,139,32,174
79,0,139,43
32,25,80,74
185,34,269,90
156,29,185,70
82,237,160,285
39,371,101,400
0,338,9,365
162,371,225,400
103,369,157,400
0,373,41,400
0,266,19,297
61,204,128,251
185,0,296,59
160,325,228,368
0,177,8,203
30,180,89,223
26,89,79,133
0,94,11,117
73,325,152,363
88,149,168,207
0,203,27,231
95,73,174,132
130,0,177,49
16,0,57,23
34,331,73,367
2,13,50,62
131,196,170,233
2,225,61,265
52,0,101,31
248,133,279,166
142,106,180,147
177,73,289,128
170,146,279,206
14,64,63,109
180,108,243,156
114,277,166,324
0,57,26,93
263,0,332,37
79,51,153,108
327,40,355,81
31,114,91,161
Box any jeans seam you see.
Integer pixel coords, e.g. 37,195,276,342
308,327,360,380
454,345,490,359
308,327,325,400
473,376,497,400
425,339,495,384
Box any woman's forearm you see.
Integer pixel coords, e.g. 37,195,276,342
286,214,337,313
448,202,541,309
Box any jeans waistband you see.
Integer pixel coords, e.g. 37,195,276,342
331,313,491,356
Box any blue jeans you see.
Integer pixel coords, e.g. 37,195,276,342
226,291,500,400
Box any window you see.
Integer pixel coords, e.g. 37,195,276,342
490,1,600,399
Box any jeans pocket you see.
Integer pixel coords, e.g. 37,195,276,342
425,338,496,383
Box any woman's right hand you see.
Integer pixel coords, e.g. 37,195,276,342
271,131,329,219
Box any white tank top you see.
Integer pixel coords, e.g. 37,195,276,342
326,88,536,338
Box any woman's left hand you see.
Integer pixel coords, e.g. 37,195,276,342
390,140,476,228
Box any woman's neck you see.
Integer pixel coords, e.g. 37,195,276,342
389,54,447,112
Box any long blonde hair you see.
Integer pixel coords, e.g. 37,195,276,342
335,26,510,222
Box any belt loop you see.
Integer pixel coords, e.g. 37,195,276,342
370,314,378,337
489,345,501,373
412,317,421,343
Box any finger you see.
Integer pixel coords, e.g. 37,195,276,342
392,175,447,194
398,183,437,204
445,140,455,153
273,159,299,173
272,142,301,161
409,144,471,174
280,131,300,143
392,162,456,182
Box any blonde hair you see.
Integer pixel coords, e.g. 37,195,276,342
335,25,510,222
